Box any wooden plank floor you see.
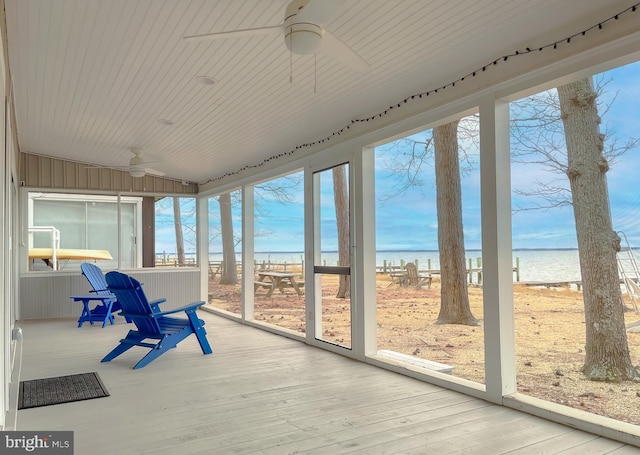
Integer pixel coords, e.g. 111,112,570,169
15,312,640,454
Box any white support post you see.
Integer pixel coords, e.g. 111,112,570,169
304,167,321,343
242,185,255,321
197,196,209,303
352,146,377,359
479,95,516,403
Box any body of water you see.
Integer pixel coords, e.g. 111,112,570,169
373,249,584,283
204,249,625,283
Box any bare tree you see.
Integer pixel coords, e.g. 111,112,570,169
333,166,350,298
218,192,238,285
212,174,304,286
255,174,303,206
377,117,479,325
558,78,636,381
155,196,196,265
511,75,639,381
173,196,186,265
510,76,637,211
433,122,478,325
378,118,476,203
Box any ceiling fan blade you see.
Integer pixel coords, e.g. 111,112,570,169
320,29,369,72
130,158,162,169
183,25,282,42
297,0,343,24
138,160,161,166
144,168,166,177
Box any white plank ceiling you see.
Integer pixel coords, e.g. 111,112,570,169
5,0,636,185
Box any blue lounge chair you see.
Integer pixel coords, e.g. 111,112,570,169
72,263,124,328
103,271,212,369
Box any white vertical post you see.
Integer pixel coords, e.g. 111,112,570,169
306,170,322,341
198,195,209,302
117,193,122,269
51,227,59,271
352,146,377,359
480,95,516,403
242,185,255,321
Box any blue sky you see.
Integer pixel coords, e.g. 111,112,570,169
161,60,640,254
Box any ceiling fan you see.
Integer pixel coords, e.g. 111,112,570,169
183,0,369,72
121,148,165,178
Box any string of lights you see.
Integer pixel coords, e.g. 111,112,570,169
202,2,640,185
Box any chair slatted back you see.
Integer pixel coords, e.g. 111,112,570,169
81,262,111,296
105,271,161,335
405,263,419,286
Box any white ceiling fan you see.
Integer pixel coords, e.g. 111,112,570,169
183,0,369,72
121,148,165,178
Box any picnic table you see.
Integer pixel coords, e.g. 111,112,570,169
255,271,303,297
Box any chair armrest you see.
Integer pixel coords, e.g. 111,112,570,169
153,301,206,317
70,294,115,301
149,298,167,312
89,289,110,294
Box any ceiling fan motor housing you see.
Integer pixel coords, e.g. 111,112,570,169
129,148,147,177
284,0,322,55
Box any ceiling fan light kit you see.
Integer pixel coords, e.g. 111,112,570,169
129,168,146,178
285,23,322,55
124,148,165,178
283,0,322,55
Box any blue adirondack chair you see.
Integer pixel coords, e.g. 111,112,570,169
73,262,126,327
103,271,212,369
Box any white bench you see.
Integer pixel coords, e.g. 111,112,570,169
377,350,454,374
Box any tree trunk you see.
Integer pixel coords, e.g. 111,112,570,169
333,166,350,298
433,121,479,325
558,78,635,381
218,192,238,285
172,197,186,266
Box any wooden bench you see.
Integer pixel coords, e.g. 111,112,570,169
275,280,304,289
254,279,305,294
254,281,274,291
377,350,454,374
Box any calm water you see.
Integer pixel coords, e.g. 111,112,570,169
373,249,583,283
206,249,619,283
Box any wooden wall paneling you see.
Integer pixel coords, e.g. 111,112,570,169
38,156,51,187
20,153,197,194
52,159,64,187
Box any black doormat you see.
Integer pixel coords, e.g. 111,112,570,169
18,372,109,409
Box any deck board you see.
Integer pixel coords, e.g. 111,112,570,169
15,313,640,454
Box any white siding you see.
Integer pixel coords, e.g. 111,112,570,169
19,269,201,320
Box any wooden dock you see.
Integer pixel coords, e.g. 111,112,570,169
377,257,520,285
517,280,583,290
